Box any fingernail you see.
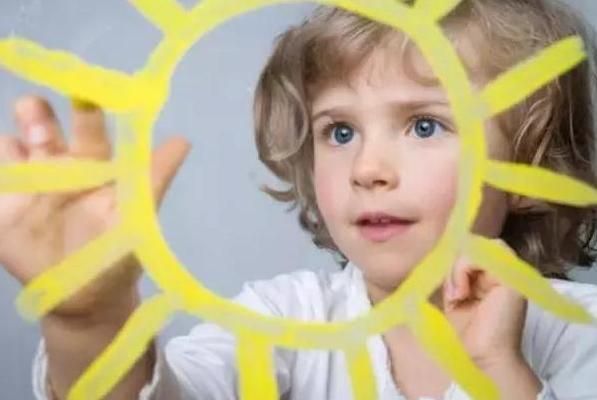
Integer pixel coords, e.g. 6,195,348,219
27,124,50,145
448,283,457,300
71,97,99,111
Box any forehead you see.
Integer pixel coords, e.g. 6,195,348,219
310,41,478,112
309,28,487,107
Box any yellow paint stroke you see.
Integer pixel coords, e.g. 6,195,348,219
69,293,181,399
237,334,279,400
480,36,585,118
466,235,596,323
409,302,499,400
129,0,188,33
0,39,143,111
485,160,597,206
0,160,115,193
345,344,378,400
0,0,593,398
16,225,135,320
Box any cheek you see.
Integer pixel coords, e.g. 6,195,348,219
314,172,334,217
414,143,509,238
313,158,343,222
431,172,458,224
412,153,459,220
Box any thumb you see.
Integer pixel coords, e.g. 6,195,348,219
151,136,191,206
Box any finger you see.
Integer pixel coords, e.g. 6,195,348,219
69,98,111,160
442,264,456,308
449,259,474,302
0,135,27,163
442,261,466,310
13,95,66,159
151,136,191,206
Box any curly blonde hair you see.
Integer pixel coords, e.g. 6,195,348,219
254,0,597,277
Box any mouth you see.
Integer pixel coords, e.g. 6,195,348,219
355,212,416,242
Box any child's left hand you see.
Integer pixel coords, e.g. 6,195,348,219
441,239,528,370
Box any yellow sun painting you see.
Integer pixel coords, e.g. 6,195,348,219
1,0,596,399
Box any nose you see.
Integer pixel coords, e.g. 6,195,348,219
351,142,399,191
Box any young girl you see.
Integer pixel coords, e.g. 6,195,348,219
1,0,596,399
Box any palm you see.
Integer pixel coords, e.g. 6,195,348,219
446,291,498,354
0,96,190,315
0,183,103,278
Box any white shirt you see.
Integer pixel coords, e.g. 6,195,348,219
33,263,597,399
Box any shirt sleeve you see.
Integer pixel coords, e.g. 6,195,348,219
32,277,303,400
529,280,597,399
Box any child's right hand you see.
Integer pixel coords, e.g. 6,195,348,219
0,95,191,318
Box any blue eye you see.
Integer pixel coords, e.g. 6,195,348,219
412,117,444,139
328,123,354,145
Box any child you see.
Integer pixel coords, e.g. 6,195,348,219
0,0,596,399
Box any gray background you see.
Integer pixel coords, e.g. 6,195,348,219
0,1,596,398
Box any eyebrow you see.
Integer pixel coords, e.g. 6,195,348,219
311,99,451,122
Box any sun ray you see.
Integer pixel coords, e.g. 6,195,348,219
0,160,116,193
237,334,279,400
129,0,189,33
409,302,499,400
485,160,597,207
16,225,136,320
345,343,378,400
466,234,596,323
0,38,140,111
414,0,462,21
480,36,585,118
68,293,180,400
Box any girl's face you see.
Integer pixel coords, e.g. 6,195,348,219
311,44,511,303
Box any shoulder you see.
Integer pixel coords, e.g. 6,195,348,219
524,278,597,336
524,278,597,350
522,278,597,396
549,278,597,313
232,265,357,321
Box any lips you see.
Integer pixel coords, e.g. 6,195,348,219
355,211,415,242
355,211,414,225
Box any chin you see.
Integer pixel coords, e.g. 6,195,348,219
356,254,414,286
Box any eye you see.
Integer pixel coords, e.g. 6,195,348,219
410,116,447,139
324,122,355,145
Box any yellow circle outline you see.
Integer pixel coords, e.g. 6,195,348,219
113,0,478,350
